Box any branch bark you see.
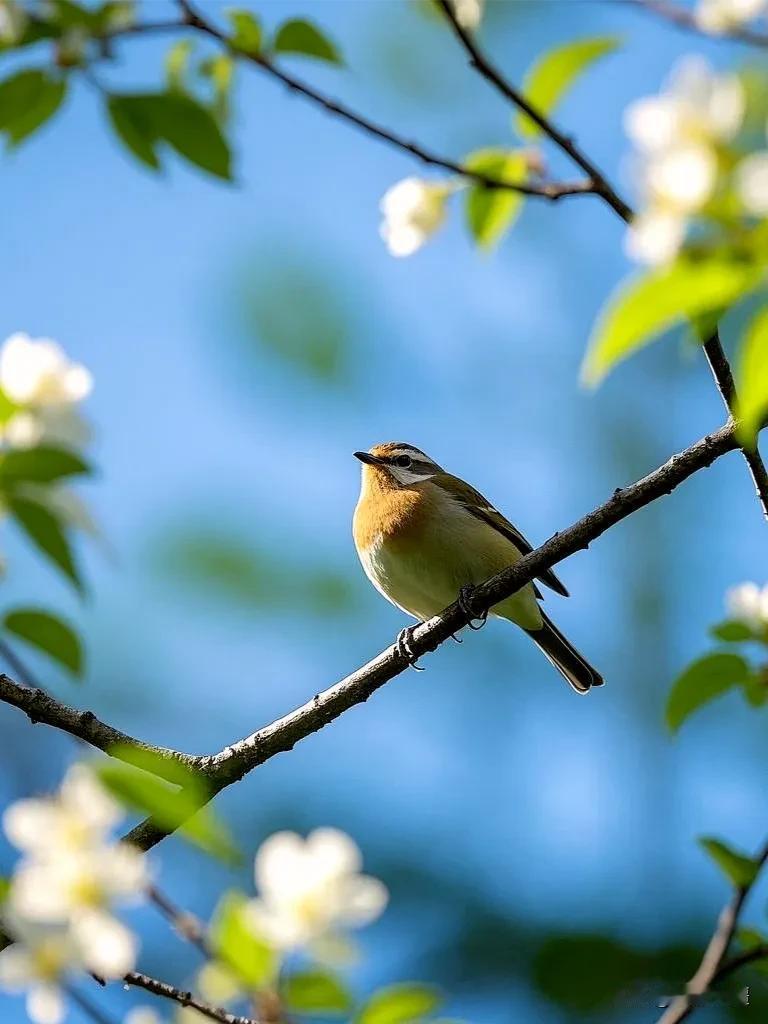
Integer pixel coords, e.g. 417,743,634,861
436,0,768,522
123,971,259,1024
655,840,768,1023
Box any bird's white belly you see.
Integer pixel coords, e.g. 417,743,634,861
358,534,461,622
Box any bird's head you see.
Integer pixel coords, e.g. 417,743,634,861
354,442,443,488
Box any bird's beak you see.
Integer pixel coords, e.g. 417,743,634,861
354,451,383,466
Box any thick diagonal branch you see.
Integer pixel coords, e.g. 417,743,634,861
123,971,258,1024
437,0,768,521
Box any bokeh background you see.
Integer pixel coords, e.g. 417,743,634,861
1,1,767,1020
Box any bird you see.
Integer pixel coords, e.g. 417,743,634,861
352,441,603,693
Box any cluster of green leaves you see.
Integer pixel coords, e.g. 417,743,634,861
0,2,340,181
208,893,447,1024
0,443,91,678
665,610,767,733
460,36,619,252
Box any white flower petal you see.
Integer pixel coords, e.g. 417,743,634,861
3,800,59,853
27,984,65,1024
0,946,35,990
338,875,389,926
624,97,681,152
737,151,768,215
306,828,362,881
255,831,308,897
625,210,686,265
61,765,120,834
125,1009,164,1024
72,909,138,977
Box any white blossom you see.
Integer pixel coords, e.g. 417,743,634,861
449,0,484,29
3,765,147,978
0,926,78,1024
726,581,768,630
695,0,768,33
379,178,452,257
0,1,27,43
624,58,744,264
0,333,92,451
246,828,388,953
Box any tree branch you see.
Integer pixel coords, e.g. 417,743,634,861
116,419,753,850
436,0,768,521
655,839,768,1023
625,0,768,47
0,674,199,782
123,971,258,1024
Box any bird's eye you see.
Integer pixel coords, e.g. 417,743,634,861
394,455,412,468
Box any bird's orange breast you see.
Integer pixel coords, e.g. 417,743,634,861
353,469,433,552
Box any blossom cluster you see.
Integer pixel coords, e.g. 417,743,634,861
623,54,768,264
0,333,92,452
695,0,768,33
0,766,148,1024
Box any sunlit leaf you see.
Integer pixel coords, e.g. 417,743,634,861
282,970,353,1016
464,148,527,250
98,745,238,862
199,54,235,124
357,984,443,1024
165,39,195,93
0,69,66,147
665,652,750,733
736,304,768,447
581,257,761,387
517,36,621,138
709,619,756,643
211,891,277,988
3,607,83,677
699,837,759,887
8,496,82,592
0,446,89,486
273,19,341,64
227,9,262,54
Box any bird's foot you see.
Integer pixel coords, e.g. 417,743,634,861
458,585,488,630
395,625,424,671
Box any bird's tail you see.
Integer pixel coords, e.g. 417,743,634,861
525,611,604,694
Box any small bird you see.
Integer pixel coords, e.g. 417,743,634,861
352,442,603,693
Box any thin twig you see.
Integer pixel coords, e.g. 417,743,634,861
655,840,768,1023
436,0,768,521
123,971,258,1024
624,0,768,47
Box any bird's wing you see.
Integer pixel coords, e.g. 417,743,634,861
432,472,569,598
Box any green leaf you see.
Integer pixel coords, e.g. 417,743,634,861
517,36,621,138
227,9,262,54
211,890,277,988
144,92,231,180
464,148,527,250
666,652,750,733
736,304,768,447
282,970,353,1016
199,54,235,124
165,39,195,93
106,94,160,170
98,744,239,862
106,92,231,179
709,619,756,643
8,496,81,591
273,19,341,64
0,877,10,903
736,928,768,973
742,670,768,707
699,837,759,887
3,607,83,677
0,69,66,147
581,256,761,387
358,984,443,1024
0,446,89,486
